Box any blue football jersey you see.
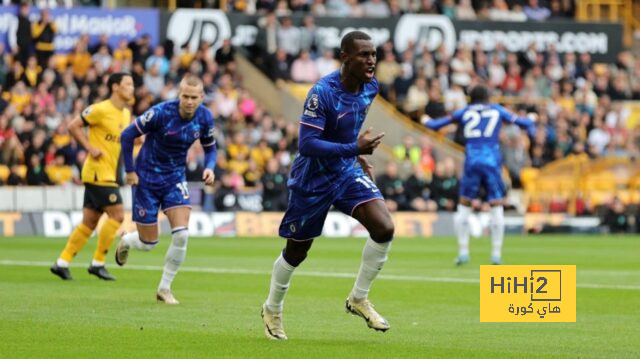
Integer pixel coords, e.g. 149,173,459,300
288,71,378,194
451,103,520,167
133,100,216,187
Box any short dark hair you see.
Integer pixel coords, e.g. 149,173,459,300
107,72,131,94
469,85,489,104
340,31,372,55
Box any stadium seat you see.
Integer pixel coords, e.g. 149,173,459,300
0,165,9,182
16,165,27,180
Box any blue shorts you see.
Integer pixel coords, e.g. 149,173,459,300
279,172,383,240
459,162,506,202
132,181,191,224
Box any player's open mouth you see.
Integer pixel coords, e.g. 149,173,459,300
365,66,375,78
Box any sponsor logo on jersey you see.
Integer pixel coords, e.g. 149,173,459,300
104,133,120,143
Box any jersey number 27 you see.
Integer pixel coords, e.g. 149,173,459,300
463,109,499,138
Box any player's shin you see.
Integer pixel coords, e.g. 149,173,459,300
454,204,472,259
58,223,93,266
158,227,188,290
490,205,505,263
92,217,121,266
351,238,391,300
265,252,296,313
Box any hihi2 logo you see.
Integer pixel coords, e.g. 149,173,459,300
480,265,575,322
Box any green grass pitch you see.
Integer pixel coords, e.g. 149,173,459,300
1,235,639,358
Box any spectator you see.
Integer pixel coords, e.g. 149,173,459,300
376,51,400,99
214,173,239,211
403,77,429,120
143,64,164,97
277,16,301,57
6,164,25,185
251,139,274,171
243,159,262,188
13,2,33,67
261,158,287,211
0,44,8,87
418,0,440,14
32,8,57,69
92,45,113,74
456,0,476,20
268,48,291,81
363,0,390,18
145,46,170,77
316,49,339,78
26,153,50,185
393,135,421,168
215,38,236,68
430,158,458,211
424,82,446,118
291,49,319,83
377,161,408,211
489,0,527,21
113,38,133,63
186,148,205,182
604,197,629,233
45,151,73,185
524,0,551,21
310,0,327,16
257,12,279,57
346,0,365,17
69,42,92,81
405,164,438,212
326,0,351,17
299,15,318,55
22,55,41,88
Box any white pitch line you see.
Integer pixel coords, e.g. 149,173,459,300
1,259,639,290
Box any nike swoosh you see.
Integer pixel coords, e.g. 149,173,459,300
337,112,348,119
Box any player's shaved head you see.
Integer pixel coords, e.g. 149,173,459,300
180,74,204,90
340,31,372,55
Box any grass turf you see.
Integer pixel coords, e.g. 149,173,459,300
0,235,638,358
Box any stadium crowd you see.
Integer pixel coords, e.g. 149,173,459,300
224,0,575,20
1,2,640,228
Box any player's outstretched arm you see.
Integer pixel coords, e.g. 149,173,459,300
421,115,454,131
68,116,101,158
509,113,537,137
